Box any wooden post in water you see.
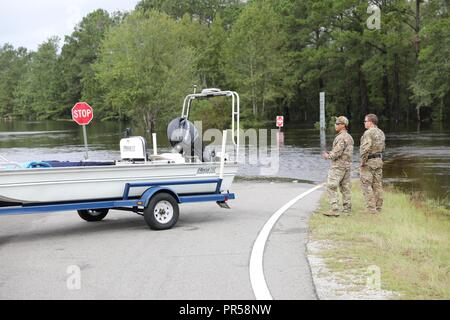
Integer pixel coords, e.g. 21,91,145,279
320,92,326,151
320,92,326,131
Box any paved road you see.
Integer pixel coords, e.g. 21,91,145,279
0,181,322,300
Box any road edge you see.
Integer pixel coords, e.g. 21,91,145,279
249,183,325,300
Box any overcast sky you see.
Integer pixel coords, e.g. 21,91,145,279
0,0,140,51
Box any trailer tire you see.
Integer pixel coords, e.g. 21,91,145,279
78,209,109,222
144,193,179,230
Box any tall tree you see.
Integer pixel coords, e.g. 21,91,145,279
14,37,61,119
411,0,450,121
223,0,288,120
94,11,197,132
136,0,243,24
194,15,227,88
59,9,116,118
0,44,30,117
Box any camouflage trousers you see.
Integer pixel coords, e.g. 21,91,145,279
327,167,351,213
360,163,383,212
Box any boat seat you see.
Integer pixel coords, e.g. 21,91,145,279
149,153,186,164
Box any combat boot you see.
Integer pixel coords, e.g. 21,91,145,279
323,211,340,217
364,209,378,215
342,210,352,216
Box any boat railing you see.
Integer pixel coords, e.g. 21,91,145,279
181,89,240,162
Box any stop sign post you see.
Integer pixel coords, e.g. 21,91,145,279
72,102,94,160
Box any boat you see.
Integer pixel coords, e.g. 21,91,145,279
0,89,240,205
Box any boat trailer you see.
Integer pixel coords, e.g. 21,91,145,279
0,178,235,230
0,89,239,231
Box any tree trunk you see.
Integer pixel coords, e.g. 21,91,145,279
415,0,421,65
250,63,257,116
262,80,266,115
382,63,391,119
252,92,257,117
358,62,369,117
346,69,352,119
415,0,422,123
143,111,155,133
262,97,265,115
315,28,325,122
393,53,400,123
284,105,290,122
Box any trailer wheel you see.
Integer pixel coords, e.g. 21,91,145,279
78,209,109,222
144,193,179,230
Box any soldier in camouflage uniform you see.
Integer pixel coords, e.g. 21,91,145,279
322,116,354,217
360,114,386,214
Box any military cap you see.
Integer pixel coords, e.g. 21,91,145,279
335,116,349,126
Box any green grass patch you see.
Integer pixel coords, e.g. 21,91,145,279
310,183,450,300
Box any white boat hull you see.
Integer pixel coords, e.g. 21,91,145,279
0,162,238,204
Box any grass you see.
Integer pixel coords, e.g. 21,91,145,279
309,182,450,300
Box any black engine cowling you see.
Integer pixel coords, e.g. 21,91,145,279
167,117,203,161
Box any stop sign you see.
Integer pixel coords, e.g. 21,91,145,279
276,116,284,128
72,102,93,126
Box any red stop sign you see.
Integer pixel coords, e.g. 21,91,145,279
72,102,93,126
276,116,284,128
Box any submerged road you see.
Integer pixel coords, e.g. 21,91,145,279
0,181,322,300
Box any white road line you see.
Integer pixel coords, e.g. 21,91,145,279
249,183,325,300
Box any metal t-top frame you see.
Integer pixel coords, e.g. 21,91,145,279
181,89,240,161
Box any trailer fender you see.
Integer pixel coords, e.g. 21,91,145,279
140,187,181,208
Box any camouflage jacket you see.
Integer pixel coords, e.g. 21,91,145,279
328,130,354,168
360,126,386,164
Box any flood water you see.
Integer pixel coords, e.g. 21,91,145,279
0,119,449,205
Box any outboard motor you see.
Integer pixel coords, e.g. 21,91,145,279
123,128,132,138
167,117,203,161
